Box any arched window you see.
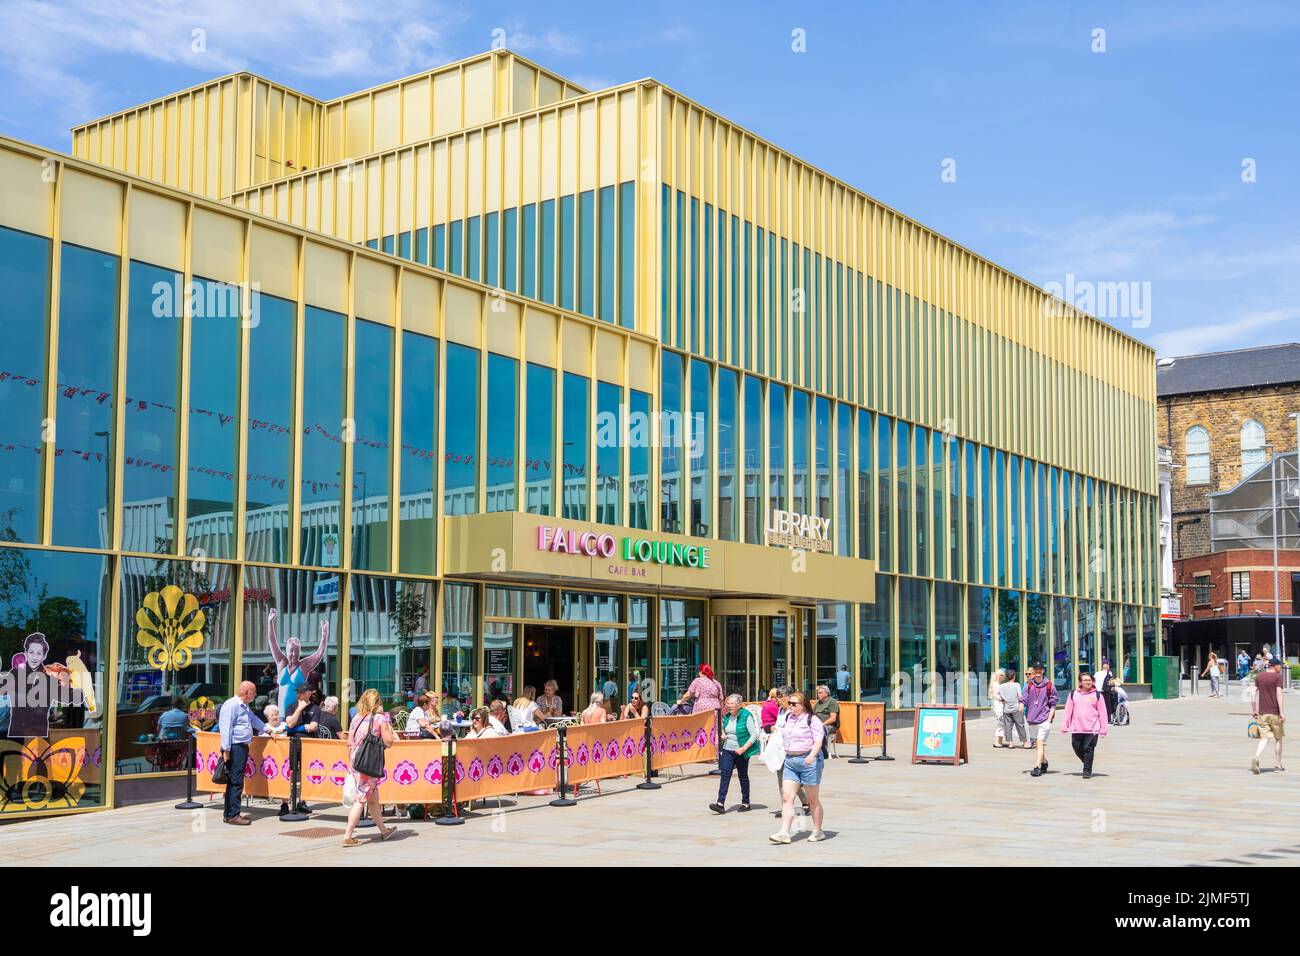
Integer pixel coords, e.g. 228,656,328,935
1185,426,1210,485
1241,420,1267,475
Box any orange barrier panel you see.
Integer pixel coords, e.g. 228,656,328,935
650,711,719,770
195,732,291,799
300,736,444,803
454,729,555,801
830,702,885,748
0,731,102,814
46,729,103,786
565,718,645,784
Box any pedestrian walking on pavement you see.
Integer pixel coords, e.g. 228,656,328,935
998,668,1030,748
217,681,264,826
1060,672,1109,779
1022,662,1059,776
711,694,759,813
1201,653,1223,698
989,669,1007,748
770,691,827,845
1251,657,1286,774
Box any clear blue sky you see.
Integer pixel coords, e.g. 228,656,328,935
1,0,1297,357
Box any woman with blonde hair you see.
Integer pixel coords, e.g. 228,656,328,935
510,685,543,732
988,669,1007,748
342,688,397,847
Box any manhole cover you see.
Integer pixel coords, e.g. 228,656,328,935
281,827,347,839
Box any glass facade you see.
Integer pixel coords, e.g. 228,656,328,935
0,69,1162,819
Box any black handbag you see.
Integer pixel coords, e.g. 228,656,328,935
212,748,230,785
352,715,387,778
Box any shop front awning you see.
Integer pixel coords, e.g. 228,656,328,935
442,512,875,605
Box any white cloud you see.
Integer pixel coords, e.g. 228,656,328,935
1149,308,1300,357
0,0,463,137
495,23,584,57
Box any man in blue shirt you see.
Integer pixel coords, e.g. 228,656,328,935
217,681,264,825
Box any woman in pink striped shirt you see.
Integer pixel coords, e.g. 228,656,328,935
771,691,826,845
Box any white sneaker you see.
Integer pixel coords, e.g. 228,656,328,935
768,831,792,845
808,829,827,842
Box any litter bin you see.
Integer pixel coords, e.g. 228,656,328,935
1149,655,1179,699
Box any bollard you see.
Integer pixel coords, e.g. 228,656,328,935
280,735,309,822
549,725,576,807
174,733,203,810
636,714,661,790
435,735,465,825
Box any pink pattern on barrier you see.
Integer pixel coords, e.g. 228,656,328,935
507,752,525,776
486,755,504,779
329,760,349,786
623,737,638,759
281,757,293,782
392,760,419,786
243,756,255,778
467,757,485,782
606,739,620,761
574,743,590,766
528,749,546,774
424,761,442,785
695,727,709,750
306,759,325,785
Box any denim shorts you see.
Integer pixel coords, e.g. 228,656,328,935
782,753,824,786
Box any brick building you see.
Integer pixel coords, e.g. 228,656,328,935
1158,343,1300,665
1159,343,1300,560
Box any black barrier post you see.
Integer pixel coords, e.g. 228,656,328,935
435,735,465,825
707,707,722,774
876,711,894,760
281,735,309,821
549,725,576,806
174,733,203,809
847,707,870,765
635,714,660,790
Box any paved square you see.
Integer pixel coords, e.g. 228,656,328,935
3,693,1297,866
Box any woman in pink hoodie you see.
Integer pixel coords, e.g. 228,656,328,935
1059,672,1109,779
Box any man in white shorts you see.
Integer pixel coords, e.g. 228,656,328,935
1022,662,1059,777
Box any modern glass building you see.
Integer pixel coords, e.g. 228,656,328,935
0,49,1159,817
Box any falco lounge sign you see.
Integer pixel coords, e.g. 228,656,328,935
537,525,711,569
764,510,832,553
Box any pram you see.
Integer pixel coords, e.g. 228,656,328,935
1111,685,1131,726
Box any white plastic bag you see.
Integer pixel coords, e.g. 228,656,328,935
341,771,359,808
761,725,786,774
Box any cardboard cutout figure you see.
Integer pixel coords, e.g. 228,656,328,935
266,608,329,715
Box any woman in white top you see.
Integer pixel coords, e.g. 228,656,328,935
510,685,543,732
404,692,439,737
988,669,1006,748
463,708,501,739
1201,653,1222,698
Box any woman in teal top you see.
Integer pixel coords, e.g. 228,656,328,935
710,694,759,814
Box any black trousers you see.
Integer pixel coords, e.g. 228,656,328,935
223,741,249,819
1071,733,1098,774
717,748,751,804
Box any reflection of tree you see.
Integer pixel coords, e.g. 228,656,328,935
391,585,426,654
0,509,38,664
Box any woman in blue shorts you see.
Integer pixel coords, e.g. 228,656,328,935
770,691,826,845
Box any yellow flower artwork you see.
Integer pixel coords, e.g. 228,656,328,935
135,585,206,671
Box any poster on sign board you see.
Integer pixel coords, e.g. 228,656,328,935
911,705,967,765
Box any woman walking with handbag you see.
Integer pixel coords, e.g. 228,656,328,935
342,688,398,847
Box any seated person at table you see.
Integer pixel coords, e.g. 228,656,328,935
813,685,840,742
156,697,190,739
621,689,649,721
262,704,287,736
537,680,564,718
488,700,510,735
405,693,440,738
581,692,611,724
510,686,544,732
318,695,344,738
464,707,501,739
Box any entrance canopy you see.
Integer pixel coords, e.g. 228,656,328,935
443,512,875,605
